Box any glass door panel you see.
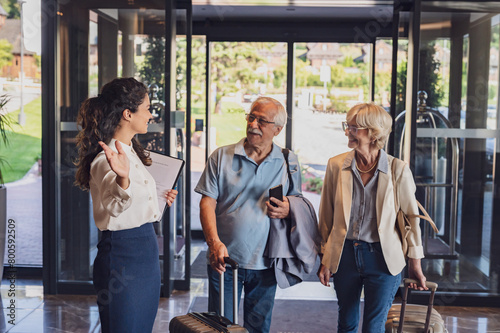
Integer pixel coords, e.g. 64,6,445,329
374,38,393,108
166,9,191,288
401,6,500,295
57,2,168,287
291,42,372,214
207,42,288,155
189,36,206,233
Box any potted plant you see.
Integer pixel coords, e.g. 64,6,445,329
0,94,11,281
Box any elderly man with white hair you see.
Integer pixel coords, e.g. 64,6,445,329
195,97,302,333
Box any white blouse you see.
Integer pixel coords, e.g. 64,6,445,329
89,138,161,231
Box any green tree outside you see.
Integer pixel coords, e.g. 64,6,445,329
139,36,165,101
419,41,445,108
396,41,445,112
0,0,20,19
210,42,265,113
0,39,13,70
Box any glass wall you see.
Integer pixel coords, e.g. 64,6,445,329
45,0,500,301
55,1,178,290
395,4,500,295
374,39,393,108
207,42,288,154
189,36,206,233
291,42,372,213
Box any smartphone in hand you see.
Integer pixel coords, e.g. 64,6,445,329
269,184,283,207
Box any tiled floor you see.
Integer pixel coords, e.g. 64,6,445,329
0,237,498,332
1,277,500,333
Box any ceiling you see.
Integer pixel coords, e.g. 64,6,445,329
191,0,395,22
191,0,394,5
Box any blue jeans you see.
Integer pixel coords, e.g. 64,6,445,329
333,240,401,333
207,265,277,333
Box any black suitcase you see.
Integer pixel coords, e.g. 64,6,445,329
169,257,248,332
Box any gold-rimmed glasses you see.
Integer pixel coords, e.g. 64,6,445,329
342,121,367,134
246,113,275,126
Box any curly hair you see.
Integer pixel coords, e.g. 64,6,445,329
74,77,151,190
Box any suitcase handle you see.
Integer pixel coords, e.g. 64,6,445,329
224,257,239,270
398,278,438,333
220,256,239,325
404,278,438,291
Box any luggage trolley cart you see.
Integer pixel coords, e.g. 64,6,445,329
394,91,459,259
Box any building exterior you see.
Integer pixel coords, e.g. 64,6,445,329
34,0,500,308
306,42,343,68
0,6,39,79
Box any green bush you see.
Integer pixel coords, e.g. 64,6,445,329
1,96,42,183
301,166,324,194
304,177,323,194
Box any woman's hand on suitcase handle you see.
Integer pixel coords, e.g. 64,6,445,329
317,264,333,287
408,258,428,291
208,240,229,274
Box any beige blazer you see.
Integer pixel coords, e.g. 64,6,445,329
318,150,424,276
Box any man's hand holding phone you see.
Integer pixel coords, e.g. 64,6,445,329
267,184,290,219
269,185,283,207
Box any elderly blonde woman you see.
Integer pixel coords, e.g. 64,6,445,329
317,103,427,333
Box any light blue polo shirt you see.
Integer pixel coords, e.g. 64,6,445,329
195,138,302,270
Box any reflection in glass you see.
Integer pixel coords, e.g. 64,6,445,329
399,7,500,295
57,3,168,285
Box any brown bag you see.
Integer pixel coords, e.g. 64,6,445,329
391,158,439,259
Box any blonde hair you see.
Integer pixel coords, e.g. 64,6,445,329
346,103,392,149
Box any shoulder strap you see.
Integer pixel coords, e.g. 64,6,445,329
414,201,439,233
282,148,293,193
391,157,401,213
391,157,439,233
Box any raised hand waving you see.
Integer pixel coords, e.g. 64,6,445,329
98,141,130,189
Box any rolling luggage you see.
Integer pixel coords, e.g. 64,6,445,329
169,257,248,332
385,278,447,333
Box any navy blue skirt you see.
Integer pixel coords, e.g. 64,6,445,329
93,222,160,333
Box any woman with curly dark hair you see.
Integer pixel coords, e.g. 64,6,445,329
75,77,177,333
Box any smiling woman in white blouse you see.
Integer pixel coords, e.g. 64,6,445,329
74,77,177,333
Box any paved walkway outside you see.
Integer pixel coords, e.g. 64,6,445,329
2,84,43,267
4,163,42,266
